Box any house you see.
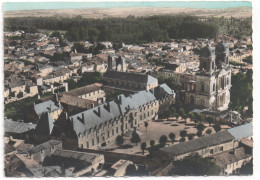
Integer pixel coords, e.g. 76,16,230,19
4,118,36,139
102,71,158,92
32,100,63,123
43,149,105,177
210,147,252,175
160,122,253,160
18,140,62,164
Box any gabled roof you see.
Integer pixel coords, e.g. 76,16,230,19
161,130,234,156
20,140,62,155
51,149,100,163
63,84,101,97
4,119,36,134
34,100,61,117
211,147,251,168
103,71,158,85
36,112,54,135
69,90,157,136
228,122,253,140
158,84,175,95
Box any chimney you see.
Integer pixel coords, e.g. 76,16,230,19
55,93,59,102
104,102,110,112
65,112,68,120
58,101,61,108
82,113,84,121
117,95,122,104
93,107,101,117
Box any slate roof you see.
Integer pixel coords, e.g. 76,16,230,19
60,94,96,109
161,130,234,156
103,71,158,85
211,147,251,168
36,112,54,135
153,83,175,100
4,119,36,134
34,100,61,117
28,166,65,177
64,84,101,97
70,90,157,136
20,140,62,155
159,84,175,95
228,122,253,140
51,149,100,163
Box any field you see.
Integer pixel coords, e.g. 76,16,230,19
4,7,252,19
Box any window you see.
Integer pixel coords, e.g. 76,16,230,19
151,110,153,115
112,129,114,136
140,115,142,120
107,131,110,138
144,113,146,119
116,127,119,133
148,111,150,117
210,149,214,154
213,83,215,92
201,83,205,92
126,124,128,129
87,141,89,148
135,119,137,125
97,136,99,143
92,139,95,146
220,146,223,152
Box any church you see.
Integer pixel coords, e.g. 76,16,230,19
182,41,231,111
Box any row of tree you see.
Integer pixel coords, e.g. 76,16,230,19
229,69,253,116
4,15,252,44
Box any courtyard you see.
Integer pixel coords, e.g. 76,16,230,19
104,117,231,156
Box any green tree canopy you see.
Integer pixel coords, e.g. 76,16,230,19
213,124,221,132
131,131,141,146
170,154,221,176
169,133,176,144
159,135,168,147
116,135,124,147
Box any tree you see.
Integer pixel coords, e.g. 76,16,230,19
183,114,188,125
141,142,147,155
188,134,194,140
170,154,221,176
188,112,196,125
131,131,141,146
197,130,202,137
180,130,187,138
197,123,205,132
116,135,124,147
169,106,177,117
169,133,176,144
213,124,221,132
179,137,186,143
206,128,212,135
159,135,168,147
178,108,185,117
206,116,214,126
150,140,155,147
144,121,149,132
65,79,78,90
238,159,253,175
197,113,204,123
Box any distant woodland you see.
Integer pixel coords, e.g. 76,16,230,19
4,15,252,44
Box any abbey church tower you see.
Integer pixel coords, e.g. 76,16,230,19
185,42,231,111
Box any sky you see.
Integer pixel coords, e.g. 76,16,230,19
3,1,252,11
